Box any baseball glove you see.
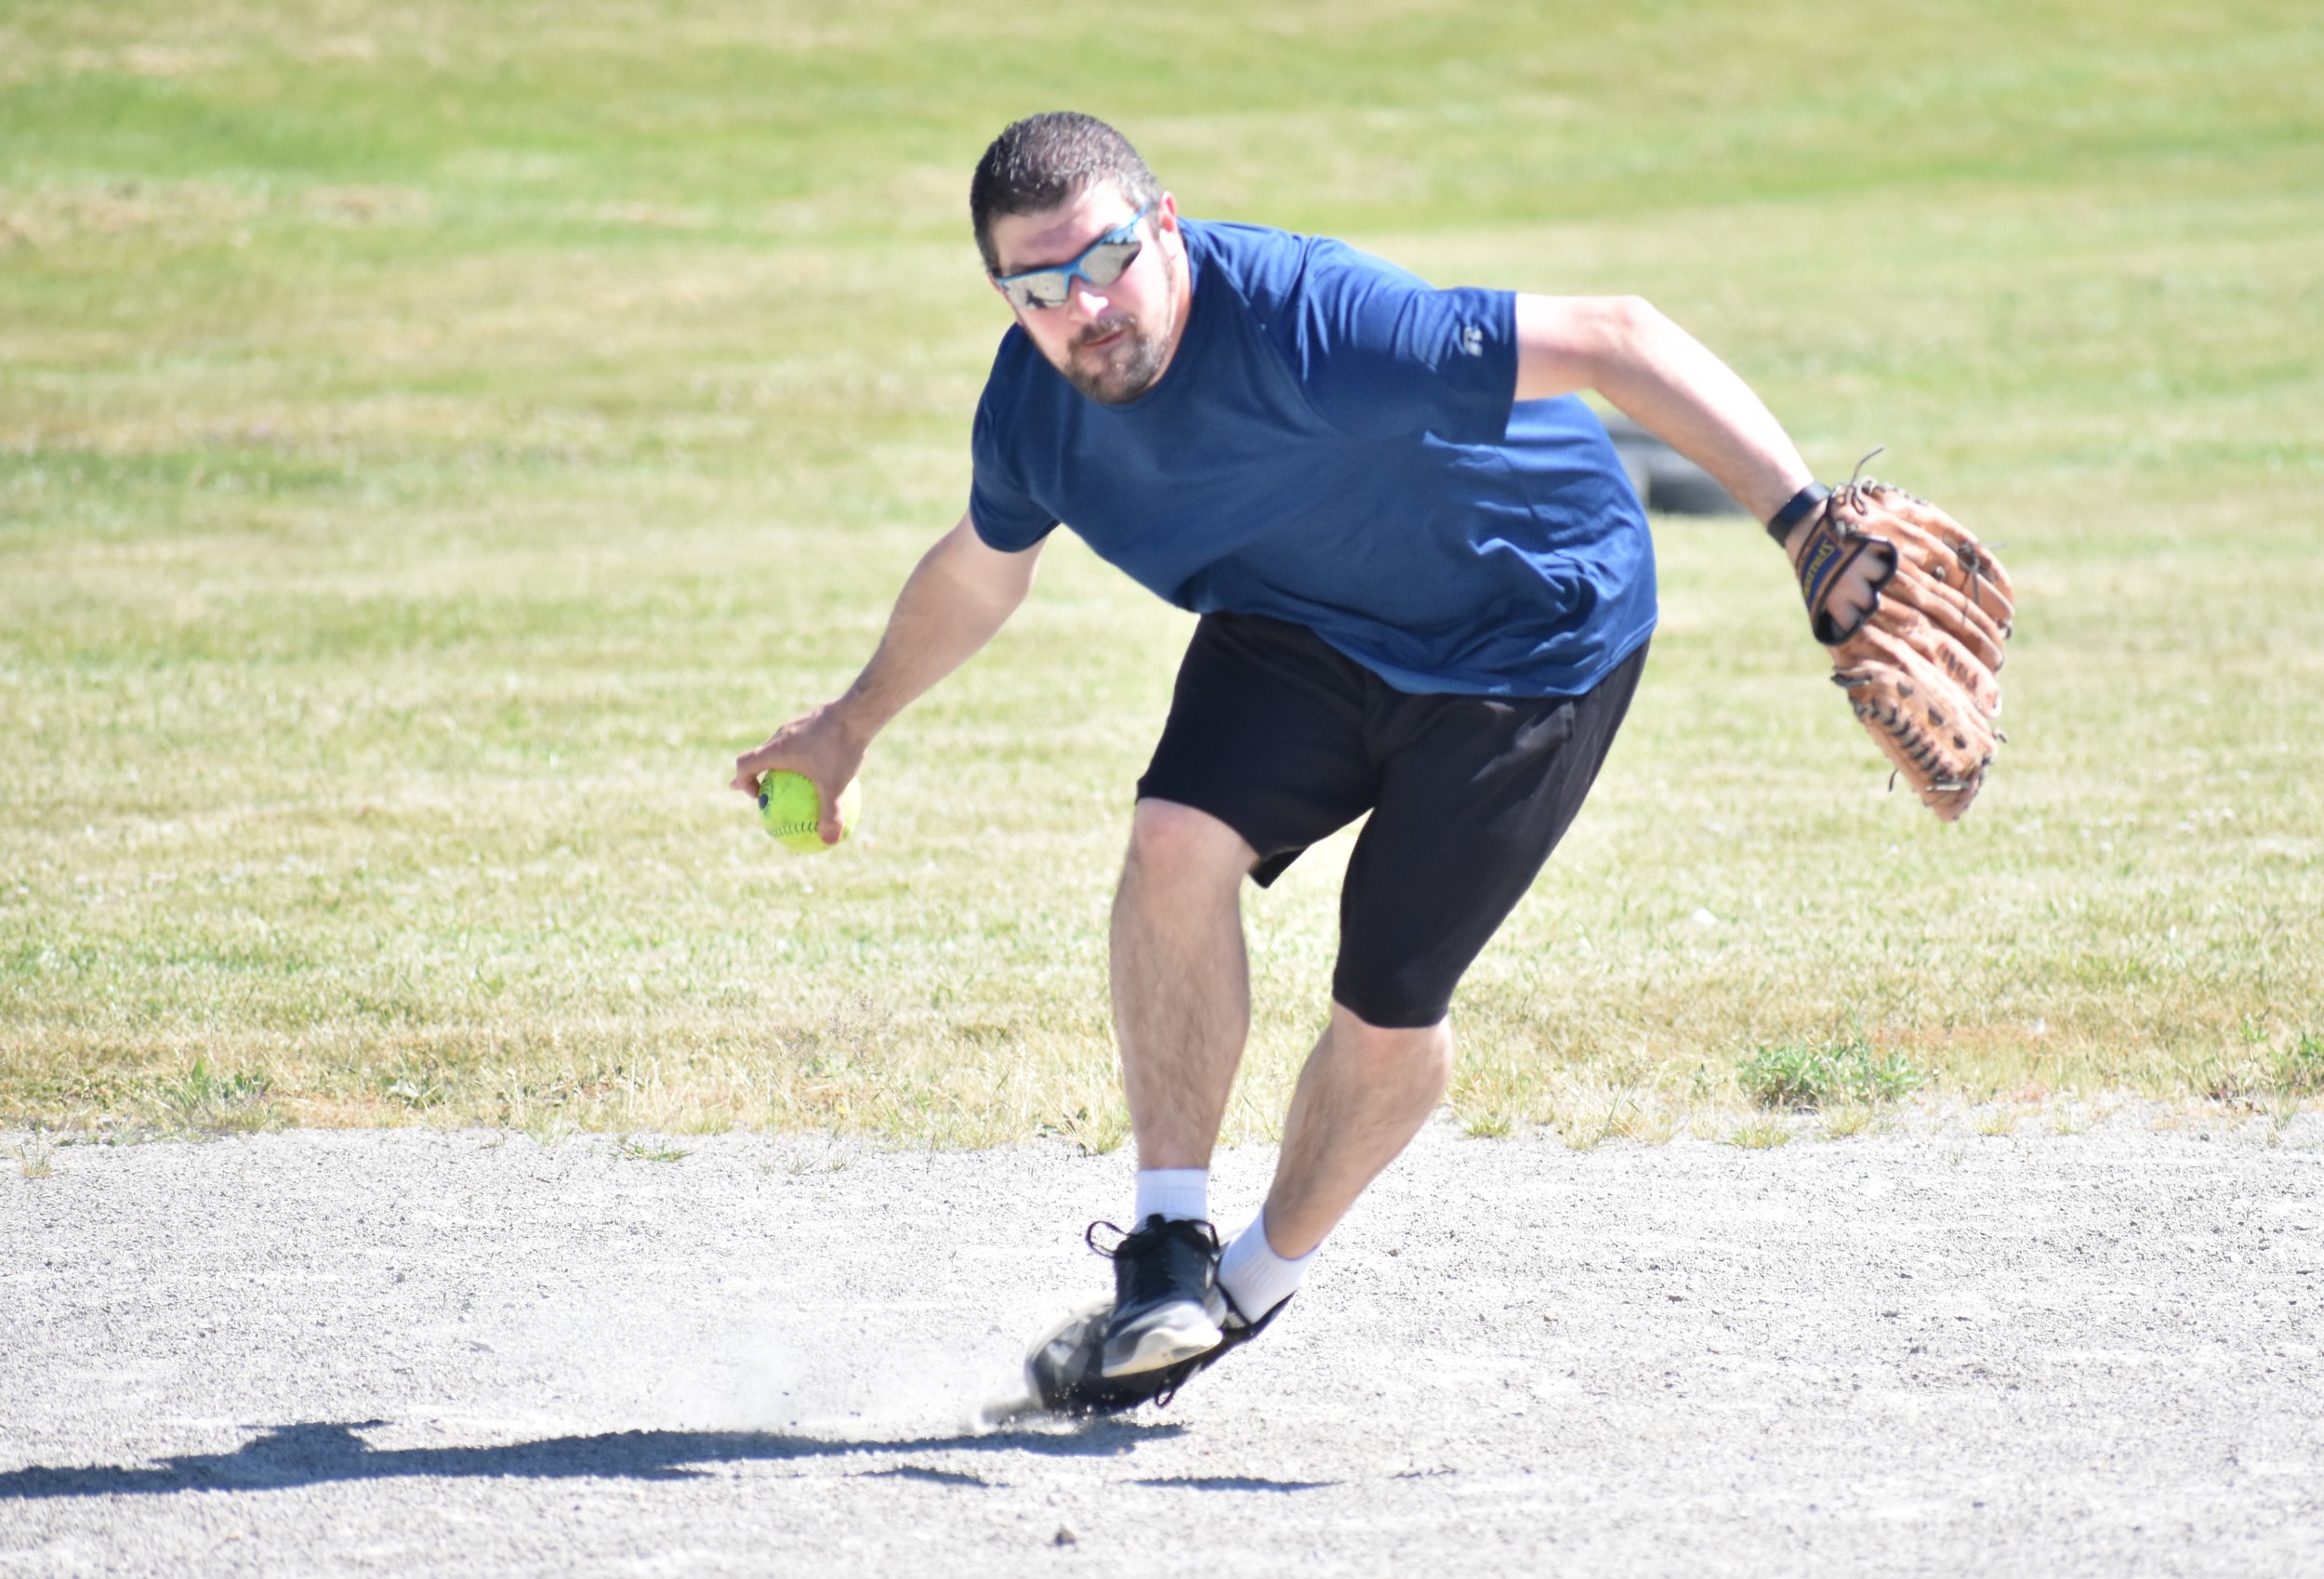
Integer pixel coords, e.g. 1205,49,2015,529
1789,476,2015,821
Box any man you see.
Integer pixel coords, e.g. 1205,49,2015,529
732,112,1883,1412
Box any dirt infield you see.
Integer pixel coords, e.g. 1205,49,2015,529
4,1116,2320,1576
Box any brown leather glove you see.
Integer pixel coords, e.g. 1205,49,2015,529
1791,480,2016,821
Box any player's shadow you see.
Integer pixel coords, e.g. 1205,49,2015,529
0,1417,1187,1500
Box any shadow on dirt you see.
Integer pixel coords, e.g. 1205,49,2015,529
0,1417,1192,1499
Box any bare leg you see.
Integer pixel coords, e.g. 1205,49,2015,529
1260,1003,1454,1257
1109,799,1259,1171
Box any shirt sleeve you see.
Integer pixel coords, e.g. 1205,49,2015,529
1289,238,1518,445
968,384,1060,553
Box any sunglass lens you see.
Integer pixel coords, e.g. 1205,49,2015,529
1079,239,1142,288
1007,272,1072,311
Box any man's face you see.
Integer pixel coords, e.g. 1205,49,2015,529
987,187,1188,406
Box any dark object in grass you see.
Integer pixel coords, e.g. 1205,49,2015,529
1599,414,1746,516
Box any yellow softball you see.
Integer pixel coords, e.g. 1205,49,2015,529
758,770,860,854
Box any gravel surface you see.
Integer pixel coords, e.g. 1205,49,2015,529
4,1116,2321,1576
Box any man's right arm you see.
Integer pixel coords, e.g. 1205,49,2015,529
729,510,1043,843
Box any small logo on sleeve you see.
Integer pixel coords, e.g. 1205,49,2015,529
1459,324,1486,357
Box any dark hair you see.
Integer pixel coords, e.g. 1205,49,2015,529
970,112,1162,272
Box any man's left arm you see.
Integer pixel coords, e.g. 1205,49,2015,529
1513,295,1874,614
1513,293,1815,518
1516,293,2021,820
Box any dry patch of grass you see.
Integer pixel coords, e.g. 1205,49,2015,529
8,1127,59,1178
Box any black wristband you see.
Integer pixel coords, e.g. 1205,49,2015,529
1764,481,1830,546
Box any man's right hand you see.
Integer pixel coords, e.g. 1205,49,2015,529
731,703,869,848
725,511,1040,848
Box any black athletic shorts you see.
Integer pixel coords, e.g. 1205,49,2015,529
1135,613,1647,1030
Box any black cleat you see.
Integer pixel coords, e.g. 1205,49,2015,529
1019,1218,1293,1417
1099,1216,1229,1377
1024,1297,1198,1416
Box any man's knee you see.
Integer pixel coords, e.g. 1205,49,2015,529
1123,798,1257,889
1327,1001,1455,1079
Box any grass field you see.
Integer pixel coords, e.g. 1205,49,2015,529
4,0,2319,1149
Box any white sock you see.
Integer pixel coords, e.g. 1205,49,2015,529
1218,1209,1314,1322
1134,1167,1209,1225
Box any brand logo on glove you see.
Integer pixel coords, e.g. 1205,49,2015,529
1802,536,1842,604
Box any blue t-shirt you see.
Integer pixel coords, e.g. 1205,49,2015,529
968,218,1656,698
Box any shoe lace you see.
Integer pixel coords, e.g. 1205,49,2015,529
1084,1214,1221,1258
1086,1215,1221,1312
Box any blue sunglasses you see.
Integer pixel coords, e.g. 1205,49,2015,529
990,203,1154,311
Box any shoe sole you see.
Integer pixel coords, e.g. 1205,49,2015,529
1102,1309,1223,1377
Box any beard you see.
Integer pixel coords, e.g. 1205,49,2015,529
1061,316,1171,405
1055,247,1182,405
